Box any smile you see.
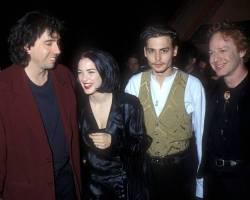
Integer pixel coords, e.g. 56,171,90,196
83,83,92,89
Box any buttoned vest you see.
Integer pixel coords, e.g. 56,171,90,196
139,70,192,157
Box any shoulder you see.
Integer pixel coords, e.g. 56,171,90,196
0,65,20,89
0,64,20,78
187,73,202,84
127,72,143,84
183,72,206,101
125,72,144,96
53,64,73,77
53,64,75,85
117,92,142,108
186,73,204,89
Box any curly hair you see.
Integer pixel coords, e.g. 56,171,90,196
8,11,64,67
209,21,250,62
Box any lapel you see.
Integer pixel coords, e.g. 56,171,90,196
11,65,72,146
106,94,123,131
85,93,120,131
11,66,49,147
50,67,72,142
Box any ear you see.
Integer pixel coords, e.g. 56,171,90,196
24,45,31,54
191,58,197,65
144,47,147,58
239,50,246,58
173,46,178,57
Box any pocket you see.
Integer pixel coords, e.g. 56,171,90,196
5,181,32,199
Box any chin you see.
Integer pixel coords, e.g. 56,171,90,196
215,69,226,77
83,89,95,95
83,90,91,95
155,68,168,74
44,64,56,69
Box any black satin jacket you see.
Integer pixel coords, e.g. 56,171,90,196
79,92,149,200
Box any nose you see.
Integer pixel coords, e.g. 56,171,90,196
53,43,61,55
210,53,219,64
78,72,87,82
154,51,161,61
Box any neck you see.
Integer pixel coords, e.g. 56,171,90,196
153,67,175,86
224,64,248,88
89,92,113,104
25,64,48,86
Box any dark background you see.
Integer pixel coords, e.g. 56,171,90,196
0,1,184,70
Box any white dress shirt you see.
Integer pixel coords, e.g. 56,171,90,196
125,69,205,198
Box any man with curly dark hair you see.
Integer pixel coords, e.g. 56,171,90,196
201,21,250,200
0,11,81,200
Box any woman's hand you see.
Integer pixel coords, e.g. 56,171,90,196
89,132,111,149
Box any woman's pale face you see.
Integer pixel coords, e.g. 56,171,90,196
77,57,102,95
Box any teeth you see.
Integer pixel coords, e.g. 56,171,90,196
214,63,224,68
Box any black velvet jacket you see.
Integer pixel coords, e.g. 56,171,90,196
199,73,250,176
79,92,149,199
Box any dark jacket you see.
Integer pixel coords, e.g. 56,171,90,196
79,92,149,200
0,65,81,200
199,73,250,177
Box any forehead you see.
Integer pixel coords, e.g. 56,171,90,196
39,29,60,40
128,57,139,62
146,36,173,48
209,32,236,48
78,57,96,69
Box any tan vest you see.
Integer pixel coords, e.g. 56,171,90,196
139,70,192,157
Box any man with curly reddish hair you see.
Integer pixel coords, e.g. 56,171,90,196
202,21,250,199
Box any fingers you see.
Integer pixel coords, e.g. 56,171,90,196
94,143,108,149
89,132,111,149
89,133,105,141
89,132,108,142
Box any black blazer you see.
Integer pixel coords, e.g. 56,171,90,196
198,73,250,177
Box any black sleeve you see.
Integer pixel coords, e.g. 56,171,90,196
123,97,150,155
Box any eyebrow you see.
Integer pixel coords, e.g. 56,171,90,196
147,47,169,50
86,68,97,71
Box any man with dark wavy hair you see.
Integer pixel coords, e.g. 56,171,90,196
0,11,81,200
202,21,250,200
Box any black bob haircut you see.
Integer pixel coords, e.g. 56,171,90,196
77,49,120,93
8,10,63,67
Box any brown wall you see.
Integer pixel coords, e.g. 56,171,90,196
169,0,250,40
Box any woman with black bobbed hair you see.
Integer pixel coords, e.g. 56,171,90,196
76,49,149,200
